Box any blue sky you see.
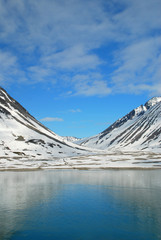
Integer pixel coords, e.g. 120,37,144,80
0,0,161,138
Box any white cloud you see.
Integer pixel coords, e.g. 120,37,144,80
40,117,63,122
0,0,114,86
111,36,161,95
148,84,161,96
0,0,160,96
43,45,102,70
66,73,111,97
74,80,111,97
69,109,81,113
113,0,161,39
0,50,26,85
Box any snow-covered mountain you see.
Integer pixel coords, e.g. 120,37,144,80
0,87,91,160
80,97,161,152
61,136,81,143
1,87,161,169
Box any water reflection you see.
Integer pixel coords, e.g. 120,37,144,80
0,170,161,240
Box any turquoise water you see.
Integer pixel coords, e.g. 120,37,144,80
0,169,161,240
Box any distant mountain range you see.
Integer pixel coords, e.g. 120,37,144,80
62,136,81,142
0,87,91,160
80,97,161,152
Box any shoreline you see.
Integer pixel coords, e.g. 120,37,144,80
1,151,161,171
1,166,161,171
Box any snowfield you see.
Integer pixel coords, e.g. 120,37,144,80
0,151,161,170
0,87,161,170
80,97,161,152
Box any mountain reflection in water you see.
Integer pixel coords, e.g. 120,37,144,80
0,169,161,240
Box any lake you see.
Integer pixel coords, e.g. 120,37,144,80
0,169,161,240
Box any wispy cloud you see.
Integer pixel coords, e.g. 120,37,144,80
74,80,111,97
0,50,21,84
42,45,102,70
111,36,161,95
69,109,81,113
69,73,111,97
40,117,63,122
0,0,160,96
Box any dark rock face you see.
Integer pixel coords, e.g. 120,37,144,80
81,97,161,151
0,87,90,158
0,87,28,115
99,109,136,140
100,105,146,140
0,87,56,135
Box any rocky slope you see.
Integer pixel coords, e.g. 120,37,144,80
62,136,81,142
80,97,161,152
0,87,91,160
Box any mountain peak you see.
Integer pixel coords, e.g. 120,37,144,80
133,97,161,116
80,96,161,152
0,87,91,161
144,97,161,109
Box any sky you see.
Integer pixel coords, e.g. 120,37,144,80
0,0,161,138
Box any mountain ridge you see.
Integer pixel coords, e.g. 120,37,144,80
80,97,161,152
1,87,161,169
0,87,93,160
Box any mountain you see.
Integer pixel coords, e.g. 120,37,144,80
1,87,161,169
61,136,81,143
80,97,161,152
0,87,91,162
